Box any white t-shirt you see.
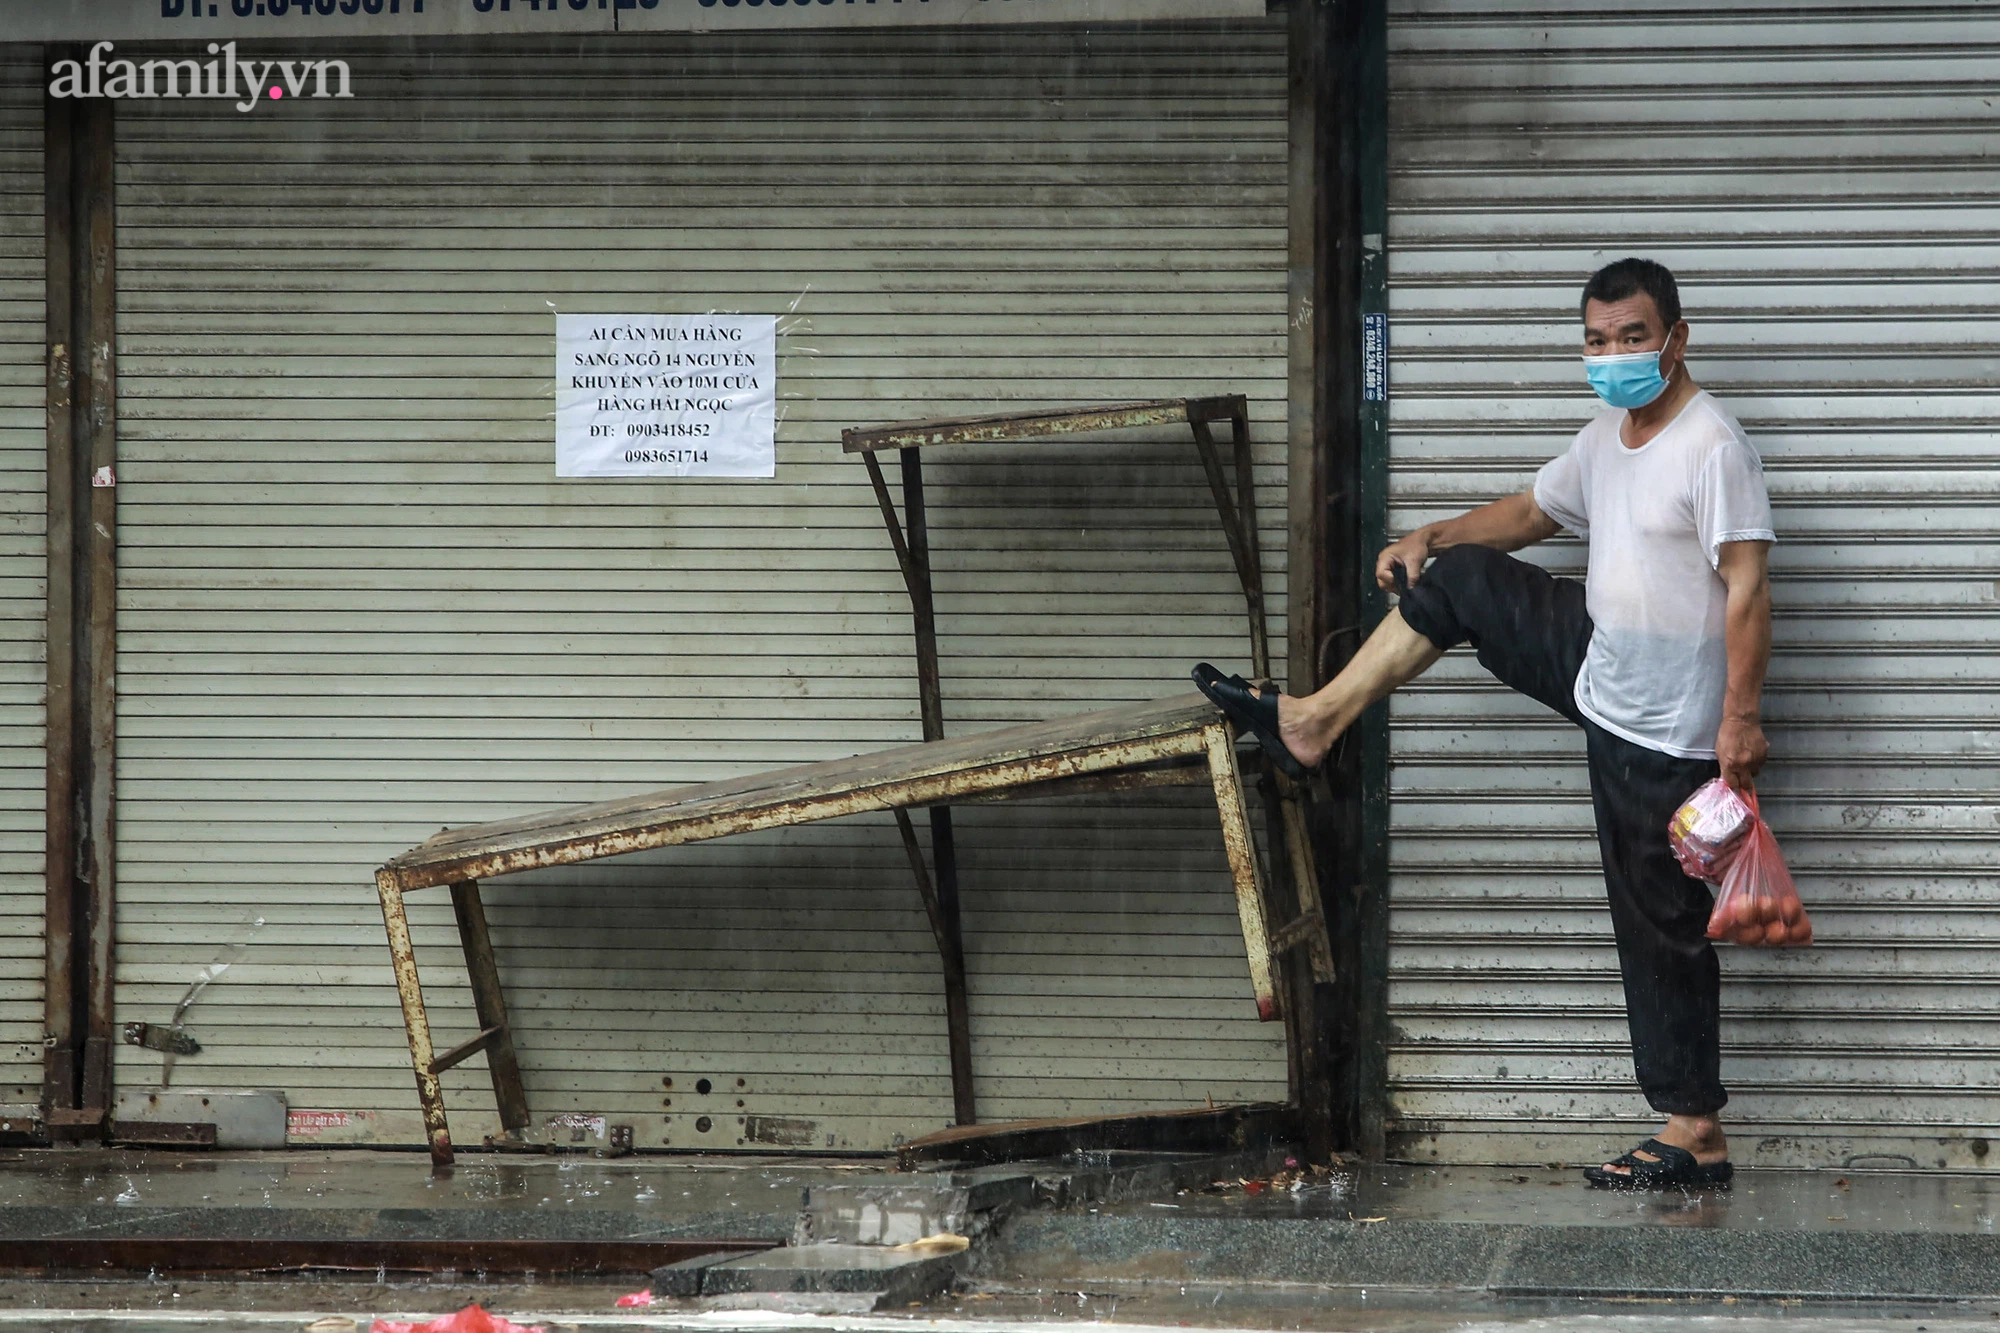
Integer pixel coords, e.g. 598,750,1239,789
1532,391,1775,759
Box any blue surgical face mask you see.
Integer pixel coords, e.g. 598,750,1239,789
1583,337,1676,409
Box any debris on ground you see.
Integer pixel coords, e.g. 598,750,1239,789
892,1232,970,1254
614,1290,654,1308
369,1304,544,1333
1207,1156,1349,1195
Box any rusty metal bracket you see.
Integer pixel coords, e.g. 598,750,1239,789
121,1022,200,1056
448,880,530,1133
111,1121,217,1149
1188,412,1269,679
859,444,975,1126
428,1025,504,1077
844,395,1268,678
894,809,975,1125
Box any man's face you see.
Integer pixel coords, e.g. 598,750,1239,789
1583,292,1686,386
1584,293,1676,356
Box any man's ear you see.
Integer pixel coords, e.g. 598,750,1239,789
1667,320,1689,370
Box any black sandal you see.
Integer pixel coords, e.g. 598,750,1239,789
1583,1138,1733,1191
1190,662,1309,781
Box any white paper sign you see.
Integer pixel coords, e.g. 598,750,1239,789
556,314,775,478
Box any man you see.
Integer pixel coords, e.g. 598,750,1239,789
1195,258,1774,1189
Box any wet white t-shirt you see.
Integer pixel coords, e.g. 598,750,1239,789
1533,391,1775,759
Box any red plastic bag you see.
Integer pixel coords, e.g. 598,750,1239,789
1700,789,1813,948
370,1306,544,1333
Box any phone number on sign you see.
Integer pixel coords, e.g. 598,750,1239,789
162,0,426,14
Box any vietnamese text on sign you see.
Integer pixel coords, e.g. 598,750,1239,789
555,314,776,478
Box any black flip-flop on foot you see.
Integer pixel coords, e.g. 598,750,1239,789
1582,1138,1733,1191
1190,662,1309,781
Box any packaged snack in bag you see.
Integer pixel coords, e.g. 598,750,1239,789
1701,789,1813,948
1669,778,1755,881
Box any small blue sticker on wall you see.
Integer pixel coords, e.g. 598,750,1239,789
1363,312,1388,403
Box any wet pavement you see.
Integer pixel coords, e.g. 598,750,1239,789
7,1144,1992,1232
6,1150,2000,1320
1084,1162,2000,1234
989,1163,2000,1301
13,1150,1995,1240
0,1148,864,1240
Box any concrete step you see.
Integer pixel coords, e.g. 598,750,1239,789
798,1148,1286,1245
981,1164,2000,1302
684,1243,961,1302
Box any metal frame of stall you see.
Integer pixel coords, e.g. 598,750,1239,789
374,697,1288,1168
841,395,1335,1127
372,394,1336,1168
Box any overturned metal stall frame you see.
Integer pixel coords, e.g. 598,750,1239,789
843,395,1272,679
376,696,1289,1169
842,397,1335,1127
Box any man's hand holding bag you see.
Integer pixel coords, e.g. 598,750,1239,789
1670,778,1813,947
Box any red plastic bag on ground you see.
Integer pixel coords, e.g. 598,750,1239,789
370,1306,544,1333
1694,788,1813,947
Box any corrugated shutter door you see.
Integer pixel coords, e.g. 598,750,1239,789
0,54,43,1109
112,27,1290,1148
1385,1,2000,1167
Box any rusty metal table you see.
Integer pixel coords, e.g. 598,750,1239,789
840,396,1334,1130
375,695,1289,1169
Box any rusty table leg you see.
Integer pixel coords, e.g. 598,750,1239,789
1227,400,1269,681
1203,724,1277,1022
861,446,976,1125
1188,404,1269,681
449,880,531,1138
375,870,453,1168
895,809,976,1124
1275,783,1336,982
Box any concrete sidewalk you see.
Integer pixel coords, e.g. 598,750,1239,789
0,1147,827,1241
981,1162,2000,1302
4,1149,2000,1310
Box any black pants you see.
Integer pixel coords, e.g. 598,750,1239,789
1398,544,1727,1116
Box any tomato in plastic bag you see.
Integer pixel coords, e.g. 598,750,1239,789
1695,788,1813,948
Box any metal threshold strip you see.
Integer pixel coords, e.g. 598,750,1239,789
0,1238,779,1277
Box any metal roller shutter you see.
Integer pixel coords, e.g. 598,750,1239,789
111,27,1290,1148
0,52,43,1112
1385,1,2000,1168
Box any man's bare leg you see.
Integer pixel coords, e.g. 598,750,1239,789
1600,1115,1728,1176
1259,608,1444,770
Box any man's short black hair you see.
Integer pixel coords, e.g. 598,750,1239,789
1581,258,1682,330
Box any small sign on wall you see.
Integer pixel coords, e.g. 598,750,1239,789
555,314,776,478
1362,312,1388,404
